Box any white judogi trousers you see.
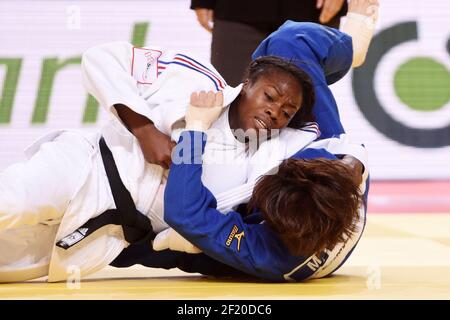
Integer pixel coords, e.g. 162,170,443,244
0,132,96,281
0,127,166,282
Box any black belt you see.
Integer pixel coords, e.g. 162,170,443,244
56,137,155,250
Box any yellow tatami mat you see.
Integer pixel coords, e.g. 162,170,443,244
1,214,449,300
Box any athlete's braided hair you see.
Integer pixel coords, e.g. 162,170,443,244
243,56,316,128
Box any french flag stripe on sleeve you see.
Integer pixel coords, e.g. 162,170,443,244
175,54,226,88
300,122,321,137
158,54,226,91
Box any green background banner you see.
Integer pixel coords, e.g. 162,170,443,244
0,0,449,178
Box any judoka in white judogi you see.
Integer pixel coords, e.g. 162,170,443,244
0,42,324,283
0,6,377,282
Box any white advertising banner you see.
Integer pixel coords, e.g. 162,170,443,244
1,0,449,179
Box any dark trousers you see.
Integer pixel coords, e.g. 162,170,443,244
211,19,271,86
211,17,341,86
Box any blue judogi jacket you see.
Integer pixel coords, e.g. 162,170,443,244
164,131,346,281
111,22,366,281
112,131,368,282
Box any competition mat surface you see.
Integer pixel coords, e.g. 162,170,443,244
1,214,449,300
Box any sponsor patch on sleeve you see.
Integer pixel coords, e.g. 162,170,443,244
131,47,162,84
225,224,245,252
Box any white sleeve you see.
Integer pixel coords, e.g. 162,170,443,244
247,126,319,182
216,134,369,212
215,182,256,213
81,41,153,122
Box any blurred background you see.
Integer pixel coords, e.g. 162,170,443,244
1,0,449,213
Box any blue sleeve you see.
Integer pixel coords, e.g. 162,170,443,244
291,147,338,160
252,21,353,138
165,131,300,282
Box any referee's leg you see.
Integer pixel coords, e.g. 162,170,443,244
211,19,270,87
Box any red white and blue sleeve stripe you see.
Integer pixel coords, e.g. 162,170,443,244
299,122,321,137
158,53,226,91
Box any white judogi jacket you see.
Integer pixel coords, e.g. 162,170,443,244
0,42,321,283
0,42,364,283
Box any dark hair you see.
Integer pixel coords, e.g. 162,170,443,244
247,158,362,257
243,56,316,128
